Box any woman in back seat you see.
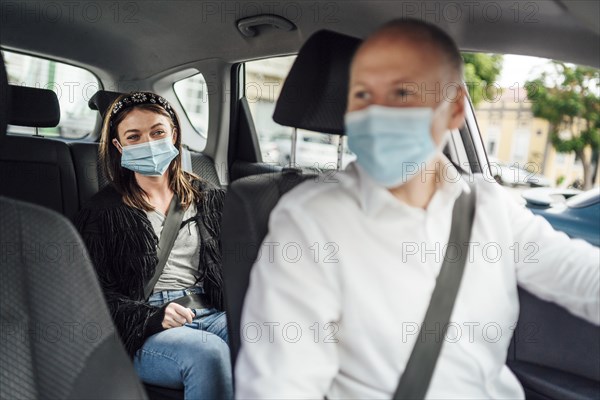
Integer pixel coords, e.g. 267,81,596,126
75,92,232,399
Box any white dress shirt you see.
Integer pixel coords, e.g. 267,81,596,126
235,160,599,399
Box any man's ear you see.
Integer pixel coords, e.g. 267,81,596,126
112,138,123,154
447,85,466,130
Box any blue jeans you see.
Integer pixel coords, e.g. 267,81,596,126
133,287,233,400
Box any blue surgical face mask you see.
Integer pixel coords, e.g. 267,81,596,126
345,104,448,188
118,136,179,176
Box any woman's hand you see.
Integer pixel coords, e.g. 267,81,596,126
162,303,195,329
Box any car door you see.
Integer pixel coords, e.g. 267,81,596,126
466,55,600,399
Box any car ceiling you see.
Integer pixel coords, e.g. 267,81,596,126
0,0,598,81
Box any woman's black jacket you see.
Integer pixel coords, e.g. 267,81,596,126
74,180,225,357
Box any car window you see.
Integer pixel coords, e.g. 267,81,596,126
173,73,209,139
245,56,355,170
468,53,599,201
2,50,99,139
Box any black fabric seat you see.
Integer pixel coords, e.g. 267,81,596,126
69,141,110,209
188,149,221,185
88,89,123,118
0,85,79,220
0,46,148,400
221,169,317,363
272,30,360,134
221,30,361,370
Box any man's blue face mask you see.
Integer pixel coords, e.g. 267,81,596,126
118,136,179,176
345,104,448,188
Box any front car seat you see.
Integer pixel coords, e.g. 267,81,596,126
0,51,148,400
221,30,361,370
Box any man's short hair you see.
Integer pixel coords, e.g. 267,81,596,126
366,18,464,80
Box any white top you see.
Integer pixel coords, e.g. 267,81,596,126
146,202,201,292
235,161,600,399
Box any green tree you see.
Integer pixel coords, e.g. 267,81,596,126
526,62,600,190
462,53,504,107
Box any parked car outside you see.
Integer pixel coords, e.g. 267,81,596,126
274,130,356,170
489,158,552,187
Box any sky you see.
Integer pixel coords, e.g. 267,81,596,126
497,54,553,88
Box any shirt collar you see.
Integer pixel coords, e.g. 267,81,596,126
349,156,470,217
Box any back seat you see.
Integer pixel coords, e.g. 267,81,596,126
0,86,223,220
0,86,79,219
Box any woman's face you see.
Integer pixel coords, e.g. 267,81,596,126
112,108,177,151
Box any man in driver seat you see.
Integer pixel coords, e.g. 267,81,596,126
235,19,599,399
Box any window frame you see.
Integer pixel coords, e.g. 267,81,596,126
172,71,211,141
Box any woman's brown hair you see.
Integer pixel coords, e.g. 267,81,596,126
99,92,202,211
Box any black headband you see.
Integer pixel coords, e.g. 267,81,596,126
110,92,178,128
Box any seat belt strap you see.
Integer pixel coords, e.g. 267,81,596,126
181,146,194,173
392,181,477,400
143,194,186,300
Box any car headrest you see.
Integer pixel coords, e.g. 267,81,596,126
273,30,361,135
9,85,60,127
0,52,10,137
88,90,124,118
